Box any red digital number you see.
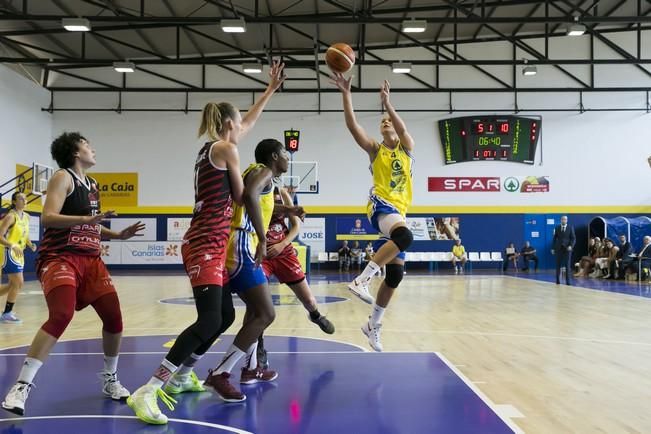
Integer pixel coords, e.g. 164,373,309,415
500,122,509,133
502,150,507,157
476,123,484,134
487,123,494,133
474,150,479,157
289,139,298,149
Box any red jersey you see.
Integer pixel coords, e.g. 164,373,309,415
183,142,234,255
266,188,290,246
37,169,102,270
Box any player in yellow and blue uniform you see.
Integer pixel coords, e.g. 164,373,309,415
0,192,36,323
206,139,305,402
333,75,415,352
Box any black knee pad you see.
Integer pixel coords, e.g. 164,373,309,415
385,264,404,288
390,226,413,252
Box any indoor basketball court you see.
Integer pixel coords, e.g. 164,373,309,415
1,1,650,434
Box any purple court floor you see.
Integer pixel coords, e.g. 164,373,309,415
0,335,519,434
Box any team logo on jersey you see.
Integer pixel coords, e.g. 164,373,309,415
391,159,403,172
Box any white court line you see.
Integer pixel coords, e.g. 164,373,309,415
436,352,525,434
0,415,252,433
0,351,372,356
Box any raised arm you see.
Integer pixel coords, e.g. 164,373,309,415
242,167,274,266
240,60,286,137
330,72,378,157
380,80,414,152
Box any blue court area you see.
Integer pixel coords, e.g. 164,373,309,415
509,271,651,298
0,335,517,434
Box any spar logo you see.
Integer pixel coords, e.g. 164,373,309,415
503,177,520,192
428,177,500,192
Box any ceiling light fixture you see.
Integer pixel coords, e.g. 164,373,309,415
242,63,263,74
220,18,246,33
392,62,412,74
113,61,135,73
62,17,91,32
401,19,427,33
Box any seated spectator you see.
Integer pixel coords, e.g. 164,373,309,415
364,241,374,263
575,237,600,277
350,241,363,271
338,240,351,272
502,242,519,272
520,241,538,271
623,236,651,280
610,234,632,280
593,239,618,278
451,239,467,274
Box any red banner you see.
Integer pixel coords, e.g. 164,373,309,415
428,177,501,192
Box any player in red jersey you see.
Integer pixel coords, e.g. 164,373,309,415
256,187,334,368
1,132,145,416
128,61,286,425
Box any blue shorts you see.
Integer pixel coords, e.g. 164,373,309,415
2,248,24,274
367,196,406,261
227,230,268,293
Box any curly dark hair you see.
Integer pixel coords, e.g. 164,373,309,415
254,138,283,166
51,132,86,168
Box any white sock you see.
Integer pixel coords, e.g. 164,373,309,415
358,261,381,281
148,358,178,388
215,344,246,375
176,353,202,376
103,355,119,374
17,357,43,384
245,342,258,370
370,303,385,326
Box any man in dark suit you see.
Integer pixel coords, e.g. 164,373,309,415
552,215,576,285
610,234,632,280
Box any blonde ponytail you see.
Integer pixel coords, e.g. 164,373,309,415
198,102,237,141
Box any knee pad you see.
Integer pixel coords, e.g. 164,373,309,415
390,226,413,252
384,264,404,289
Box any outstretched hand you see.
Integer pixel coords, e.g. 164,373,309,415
267,60,287,92
329,71,352,94
380,79,391,105
118,221,146,240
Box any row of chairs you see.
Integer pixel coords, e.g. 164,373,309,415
316,251,507,271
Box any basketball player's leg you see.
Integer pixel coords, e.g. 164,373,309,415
1,284,76,415
362,256,404,352
349,213,412,304
0,272,24,323
206,280,277,402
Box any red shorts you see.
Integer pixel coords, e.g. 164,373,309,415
182,242,226,288
262,245,305,284
38,254,116,311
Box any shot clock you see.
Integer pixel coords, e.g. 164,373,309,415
284,129,300,153
438,115,541,164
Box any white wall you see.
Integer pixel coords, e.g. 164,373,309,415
0,64,53,198
52,102,651,208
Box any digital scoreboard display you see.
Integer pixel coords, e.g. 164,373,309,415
438,115,541,165
284,130,300,153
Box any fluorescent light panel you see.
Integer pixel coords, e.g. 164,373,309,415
401,19,427,33
392,62,412,74
522,65,537,76
220,18,246,33
113,61,135,73
62,18,91,31
242,63,262,74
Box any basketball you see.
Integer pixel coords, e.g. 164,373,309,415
326,43,355,73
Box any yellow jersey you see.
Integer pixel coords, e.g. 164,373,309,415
452,245,466,257
367,141,414,217
226,164,276,273
3,209,30,265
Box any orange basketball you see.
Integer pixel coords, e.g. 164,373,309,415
326,43,355,74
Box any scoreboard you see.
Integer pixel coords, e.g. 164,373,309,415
438,115,541,165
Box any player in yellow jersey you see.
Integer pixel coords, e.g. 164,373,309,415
332,75,415,352
205,138,304,402
0,192,36,323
